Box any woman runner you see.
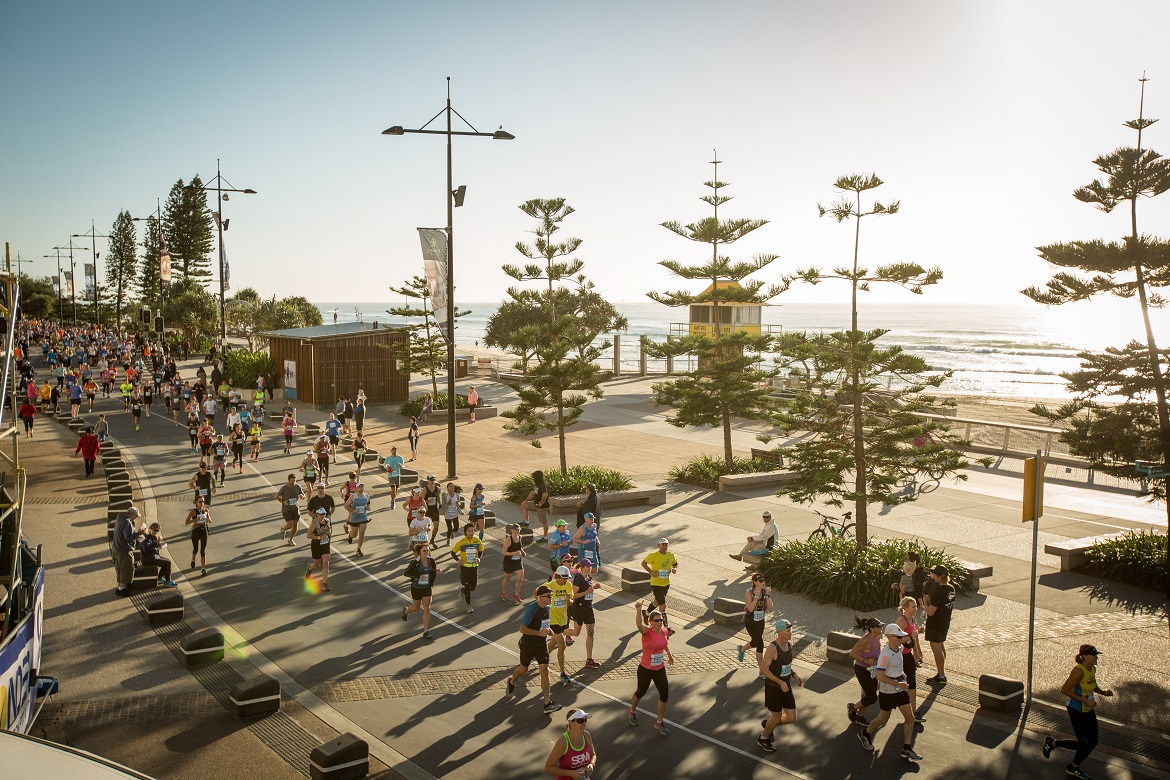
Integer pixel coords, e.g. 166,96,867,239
345,482,372,557
352,432,368,477
281,412,296,454
895,597,925,722
1042,644,1113,780
184,496,212,576
628,599,673,736
406,416,420,461
848,617,884,726
402,542,440,640
469,483,486,540
738,574,772,670
300,450,319,492
544,709,597,780
500,523,527,604
229,423,246,472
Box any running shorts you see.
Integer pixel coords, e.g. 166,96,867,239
519,641,550,668
765,681,797,713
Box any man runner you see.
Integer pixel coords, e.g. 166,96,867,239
758,619,802,752
642,538,678,636
505,585,562,714
275,473,304,545
546,565,576,686
450,523,485,613
383,446,404,509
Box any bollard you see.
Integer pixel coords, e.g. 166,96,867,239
229,674,281,720
310,733,369,780
145,592,184,624
978,674,1024,712
132,565,160,590
621,567,651,595
826,631,860,666
713,597,743,627
179,628,224,667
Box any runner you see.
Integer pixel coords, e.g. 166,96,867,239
184,496,212,576
758,618,801,751
521,470,551,542
504,584,561,713
281,411,296,454
229,423,246,472
119,377,133,410
130,390,143,431
248,418,262,461
382,446,404,509
500,523,527,604
197,419,215,459
422,475,442,546
275,473,304,546
570,513,600,567
450,523,485,613
548,520,573,572
546,565,576,685
314,434,331,485
324,413,342,462
923,565,955,686
69,380,83,418
858,623,922,762
83,376,97,412
300,450,319,492
543,709,597,780
188,462,216,506
1042,644,1113,780
402,542,440,640
847,617,884,727
307,482,336,529
441,481,463,544
142,383,153,417
305,507,333,592
468,483,486,540
737,574,772,670
345,482,372,557
895,597,925,723
403,485,425,532
628,599,673,735
408,507,431,550
569,557,601,669
211,435,229,486
406,416,419,461
352,432,368,477
203,395,217,427
641,538,678,636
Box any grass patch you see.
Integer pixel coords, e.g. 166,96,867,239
668,453,778,490
502,466,633,503
1078,530,1167,592
757,536,973,611
398,392,468,418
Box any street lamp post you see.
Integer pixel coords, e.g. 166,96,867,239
382,77,514,480
133,200,169,312
195,160,256,349
42,250,64,320
72,222,109,325
50,240,88,325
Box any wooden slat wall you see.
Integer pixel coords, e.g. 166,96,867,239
267,328,409,406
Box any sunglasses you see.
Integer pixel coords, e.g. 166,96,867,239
650,618,664,623
571,718,588,725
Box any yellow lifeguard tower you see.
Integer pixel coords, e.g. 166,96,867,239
685,280,762,337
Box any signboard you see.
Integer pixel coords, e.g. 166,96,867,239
283,359,297,400
418,227,450,342
0,567,44,734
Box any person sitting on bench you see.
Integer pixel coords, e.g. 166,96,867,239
730,511,779,562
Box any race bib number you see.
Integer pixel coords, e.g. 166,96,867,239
658,569,670,579
288,499,298,506
511,554,521,561
198,488,208,496
553,596,566,609
465,548,477,563
540,618,550,631
196,514,208,525
650,652,664,667
585,591,594,601
412,532,428,542
581,550,596,564
780,663,792,677
416,574,429,587
753,609,766,622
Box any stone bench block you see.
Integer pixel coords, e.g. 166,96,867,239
483,509,497,529
718,471,800,492
145,592,184,624
549,487,666,511
310,733,369,780
978,674,1024,712
132,565,159,590
955,559,993,591
621,567,651,594
179,627,224,667
1044,533,1127,572
826,630,860,666
713,596,744,627
229,673,281,720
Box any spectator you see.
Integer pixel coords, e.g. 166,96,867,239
575,482,601,529
730,510,779,562
111,507,143,597
923,565,956,686
75,426,101,477
140,523,177,587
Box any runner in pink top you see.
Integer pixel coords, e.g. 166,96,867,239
544,709,597,779
628,599,674,736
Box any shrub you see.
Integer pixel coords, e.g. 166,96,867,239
757,536,973,612
1079,530,1167,592
398,392,468,418
222,349,275,389
502,466,633,503
668,453,778,489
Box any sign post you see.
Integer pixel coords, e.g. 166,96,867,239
1022,450,1045,704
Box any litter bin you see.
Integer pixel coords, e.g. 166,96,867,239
454,356,470,378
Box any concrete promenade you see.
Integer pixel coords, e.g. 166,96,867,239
21,362,1169,780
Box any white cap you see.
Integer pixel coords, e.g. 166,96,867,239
883,623,908,637
555,566,571,577
658,538,669,545
316,508,328,515
566,709,589,721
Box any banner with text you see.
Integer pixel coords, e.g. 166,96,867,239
418,227,449,342
84,263,96,301
160,236,172,290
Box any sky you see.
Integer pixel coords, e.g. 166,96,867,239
3,0,1170,309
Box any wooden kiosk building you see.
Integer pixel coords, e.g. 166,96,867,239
265,322,409,406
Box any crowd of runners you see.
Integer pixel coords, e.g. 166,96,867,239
13,319,1117,780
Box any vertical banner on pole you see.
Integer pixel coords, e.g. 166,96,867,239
418,227,450,342
1023,451,1045,704
63,272,74,298
159,236,172,291
84,264,96,301
1022,456,1046,522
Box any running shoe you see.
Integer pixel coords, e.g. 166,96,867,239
305,564,313,579
729,554,742,561
901,747,923,761
162,579,178,587
422,631,434,640
560,673,572,685
584,659,601,669
501,593,510,602
466,605,474,613
401,607,408,622
543,699,562,714
190,558,196,570
536,536,547,543
505,678,515,697
913,709,926,724
654,721,670,736
666,628,676,637
628,708,638,726
858,731,875,751
757,735,775,753
513,594,523,605
738,644,746,663
278,529,285,542
287,538,294,546
565,636,575,646
925,675,947,686
389,500,395,510
1065,766,1091,779
200,568,207,576
321,584,331,593
1042,736,1054,759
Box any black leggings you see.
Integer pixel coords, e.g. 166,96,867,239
232,446,244,467
854,665,879,708
151,559,173,580
445,515,460,537
190,528,208,557
1054,707,1098,766
634,665,669,702
744,615,766,653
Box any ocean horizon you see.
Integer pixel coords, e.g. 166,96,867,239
314,299,1170,401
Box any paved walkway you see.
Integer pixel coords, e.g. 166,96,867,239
20,361,1169,780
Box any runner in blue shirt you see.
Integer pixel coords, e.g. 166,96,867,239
383,446,404,509
324,414,342,462
547,520,573,572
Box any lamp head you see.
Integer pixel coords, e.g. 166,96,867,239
222,193,229,201
493,127,515,140
452,185,466,208
382,126,405,136
243,188,257,194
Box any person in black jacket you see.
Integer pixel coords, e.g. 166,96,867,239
140,523,177,587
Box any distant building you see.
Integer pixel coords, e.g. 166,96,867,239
264,322,409,405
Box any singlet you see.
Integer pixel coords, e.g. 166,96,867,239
313,516,332,544
556,732,592,780
193,473,213,495
212,443,228,461
349,495,370,521
854,633,881,668
577,525,598,561
191,510,210,528
572,572,594,604
744,589,768,623
503,535,524,562
640,627,669,670
423,484,441,512
899,616,917,653
643,551,676,587
469,493,485,517
765,640,794,686
547,579,574,625
283,419,297,436
303,461,318,479
1068,662,1097,712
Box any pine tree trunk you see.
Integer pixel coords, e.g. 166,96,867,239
852,366,867,548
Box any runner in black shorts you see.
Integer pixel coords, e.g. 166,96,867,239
758,619,801,752
402,542,441,640
570,557,601,669
505,585,561,714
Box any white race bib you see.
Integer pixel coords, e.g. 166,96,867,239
511,554,521,561
650,652,664,667
416,574,429,587
553,596,566,609
412,532,428,542
540,618,550,631
753,609,765,622
465,547,477,563
780,663,792,677
288,499,298,506
658,569,670,579
196,514,208,525
198,488,208,496
585,591,594,601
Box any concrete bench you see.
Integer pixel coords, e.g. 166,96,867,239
713,597,745,627
978,674,1024,711
1043,533,1127,572
304,424,322,436
549,487,666,511
955,559,993,591
717,471,799,492
621,567,651,594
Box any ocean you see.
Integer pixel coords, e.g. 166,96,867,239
315,300,1170,400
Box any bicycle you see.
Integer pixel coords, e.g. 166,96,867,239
808,510,854,541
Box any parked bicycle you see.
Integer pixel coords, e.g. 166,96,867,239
808,510,854,541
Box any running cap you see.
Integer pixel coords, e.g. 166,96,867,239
555,519,567,527
931,564,949,577
860,617,884,631
535,585,553,597
762,511,772,518
427,474,436,480
883,623,908,637
566,709,589,721
474,483,483,490
316,483,326,489
1079,644,1101,656
577,557,594,567
658,538,669,545
126,506,141,516
555,566,571,577
315,508,328,515
412,486,422,493
560,553,575,562
775,618,794,631
584,512,595,520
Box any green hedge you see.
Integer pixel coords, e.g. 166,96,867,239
669,453,778,489
1079,530,1167,592
502,466,633,503
398,392,468,418
757,536,973,612
222,349,275,389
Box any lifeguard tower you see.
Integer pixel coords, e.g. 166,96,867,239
673,280,764,337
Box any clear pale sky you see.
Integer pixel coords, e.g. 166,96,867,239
2,1,1168,305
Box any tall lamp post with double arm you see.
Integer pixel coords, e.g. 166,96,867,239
72,222,109,325
52,239,89,326
195,160,256,349
381,78,514,479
